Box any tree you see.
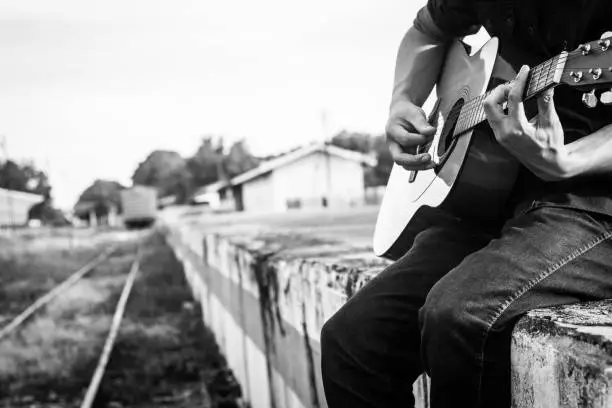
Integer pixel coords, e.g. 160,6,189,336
28,197,69,226
132,150,192,202
330,130,374,153
129,137,260,205
0,160,51,196
367,135,394,186
74,179,125,219
223,139,260,178
330,130,392,186
187,137,224,188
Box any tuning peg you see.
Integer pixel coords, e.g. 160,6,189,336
600,89,612,106
570,71,583,82
579,44,592,55
582,89,598,108
589,68,603,80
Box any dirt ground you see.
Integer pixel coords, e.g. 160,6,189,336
0,228,241,408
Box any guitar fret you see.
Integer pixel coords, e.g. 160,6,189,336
528,64,541,95
451,50,565,140
545,54,558,88
541,59,552,89
535,61,547,94
535,61,545,93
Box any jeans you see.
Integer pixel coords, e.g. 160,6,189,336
320,204,612,408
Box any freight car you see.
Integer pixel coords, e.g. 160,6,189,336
120,186,157,229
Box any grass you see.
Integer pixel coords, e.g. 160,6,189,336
0,229,140,406
0,229,241,408
97,232,242,408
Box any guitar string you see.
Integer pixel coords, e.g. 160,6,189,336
418,48,607,149
446,49,593,121
444,54,561,120
445,48,605,124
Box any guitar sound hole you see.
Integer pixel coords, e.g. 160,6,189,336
436,98,464,167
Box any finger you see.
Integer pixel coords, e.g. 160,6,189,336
483,85,508,124
507,65,528,121
387,123,432,149
388,142,435,170
406,107,437,137
536,88,557,127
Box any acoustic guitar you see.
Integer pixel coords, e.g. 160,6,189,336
373,34,612,260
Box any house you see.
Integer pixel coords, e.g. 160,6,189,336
196,142,376,213
0,188,44,227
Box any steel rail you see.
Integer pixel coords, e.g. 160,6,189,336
0,244,118,341
79,248,141,408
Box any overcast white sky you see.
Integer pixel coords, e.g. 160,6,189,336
0,0,429,208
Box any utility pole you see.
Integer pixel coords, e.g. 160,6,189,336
320,108,330,144
0,135,14,230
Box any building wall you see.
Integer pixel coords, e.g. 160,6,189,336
327,155,365,208
272,151,365,211
240,152,367,213
241,172,275,213
0,188,44,226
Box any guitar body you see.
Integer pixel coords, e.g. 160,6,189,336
373,37,520,260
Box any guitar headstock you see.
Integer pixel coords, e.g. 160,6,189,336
560,33,612,106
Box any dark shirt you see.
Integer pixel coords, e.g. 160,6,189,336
414,0,612,218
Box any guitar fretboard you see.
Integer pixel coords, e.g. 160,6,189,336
453,52,567,136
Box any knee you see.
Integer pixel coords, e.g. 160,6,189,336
419,286,473,340
321,306,351,358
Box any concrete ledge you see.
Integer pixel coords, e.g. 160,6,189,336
162,209,390,408
162,209,612,408
512,301,612,408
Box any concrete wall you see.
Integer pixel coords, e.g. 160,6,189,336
164,211,612,408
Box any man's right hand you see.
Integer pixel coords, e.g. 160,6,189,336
385,99,437,171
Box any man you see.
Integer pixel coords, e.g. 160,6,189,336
320,1,612,407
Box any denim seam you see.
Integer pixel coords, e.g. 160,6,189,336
475,229,612,407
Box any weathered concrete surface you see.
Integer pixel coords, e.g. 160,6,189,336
512,301,612,408
163,206,612,408
162,207,391,408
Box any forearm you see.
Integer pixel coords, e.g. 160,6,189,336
566,124,612,177
391,26,448,108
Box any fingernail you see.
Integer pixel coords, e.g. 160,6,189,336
420,154,430,162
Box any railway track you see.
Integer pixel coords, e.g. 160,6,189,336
0,244,120,341
80,248,141,408
0,240,144,407
0,231,239,408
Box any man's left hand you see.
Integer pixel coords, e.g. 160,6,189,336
483,65,576,181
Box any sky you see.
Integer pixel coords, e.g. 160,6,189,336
0,0,430,208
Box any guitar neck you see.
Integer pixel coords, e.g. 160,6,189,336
453,51,568,136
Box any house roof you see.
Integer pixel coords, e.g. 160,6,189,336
230,142,377,186
193,179,230,196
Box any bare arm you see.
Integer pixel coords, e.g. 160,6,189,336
391,26,447,108
387,3,480,170
386,26,448,171
566,125,612,178
483,66,612,181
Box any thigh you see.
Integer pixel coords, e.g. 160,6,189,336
427,205,612,336
325,207,494,375
420,206,612,407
